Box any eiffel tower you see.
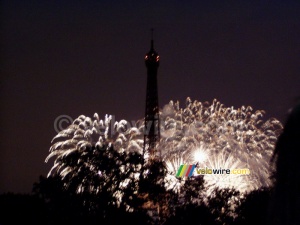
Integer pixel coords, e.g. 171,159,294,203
143,29,161,161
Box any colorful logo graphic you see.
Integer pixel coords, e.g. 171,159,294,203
176,164,196,178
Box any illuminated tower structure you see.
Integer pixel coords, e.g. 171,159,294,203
143,33,161,161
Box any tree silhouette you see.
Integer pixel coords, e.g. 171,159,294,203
268,103,300,225
164,176,217,225
136,160,166,223
234,187,272,225
32,175,87,225
34,148,155,224
0,192,46,225
207,187,240,225
45,144,150,221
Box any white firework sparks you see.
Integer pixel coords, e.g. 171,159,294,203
159,98,283,193
46,98,283,195
45,113,144,198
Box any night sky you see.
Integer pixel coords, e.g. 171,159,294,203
1,0,300,194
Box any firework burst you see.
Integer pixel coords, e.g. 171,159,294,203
46,98,283,195
159,98,283,193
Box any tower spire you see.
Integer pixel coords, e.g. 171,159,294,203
151,28,154,50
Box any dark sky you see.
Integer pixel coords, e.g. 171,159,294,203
1,0,300,194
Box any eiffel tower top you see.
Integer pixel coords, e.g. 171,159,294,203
145,28,159,66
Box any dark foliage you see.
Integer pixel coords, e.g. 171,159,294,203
3,127,297,225
165,203,216,225
208,188,240,225
268,103,300,225
165,176,217,225
0,192,46,225
234,187,272,225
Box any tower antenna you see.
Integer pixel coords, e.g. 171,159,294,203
151,28,154,50
151,28,154,38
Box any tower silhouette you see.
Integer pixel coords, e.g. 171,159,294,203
143,30,161,161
